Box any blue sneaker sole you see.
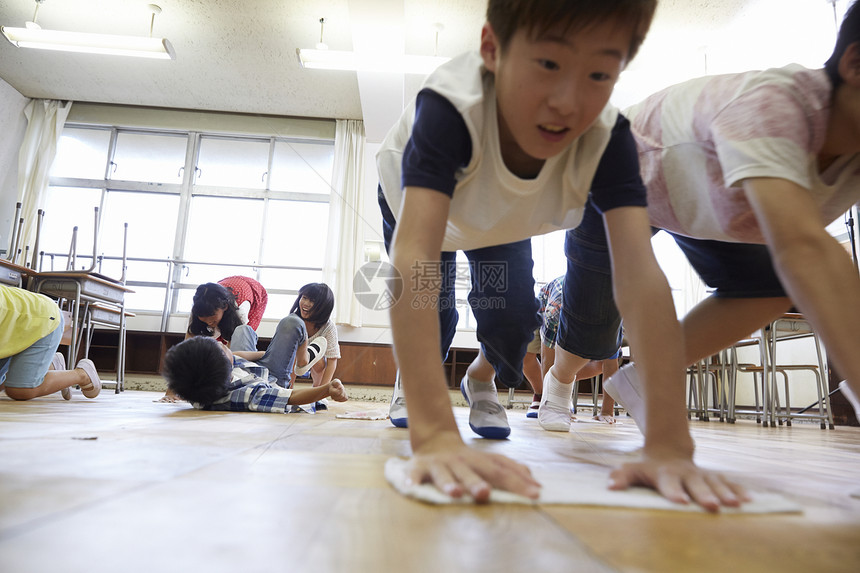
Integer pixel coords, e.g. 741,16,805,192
468,423,511,439
390,416,408,428
526,411,538,419
460,379,511,440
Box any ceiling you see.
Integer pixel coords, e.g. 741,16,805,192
0,0,846,142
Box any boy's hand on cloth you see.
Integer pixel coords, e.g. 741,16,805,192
608,451,750,513
408,432,541,503
329,378,348,402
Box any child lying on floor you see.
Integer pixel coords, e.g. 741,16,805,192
162,336,347,412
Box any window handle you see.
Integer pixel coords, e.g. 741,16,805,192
178,166,184,178
262,171,267,182
195,167,202,180
110,161,117,174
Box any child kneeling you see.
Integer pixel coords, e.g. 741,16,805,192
163,336,347,412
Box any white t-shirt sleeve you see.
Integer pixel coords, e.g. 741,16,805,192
322,321,341,359
711,84,814,191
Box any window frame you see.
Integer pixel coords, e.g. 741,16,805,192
47,122,336,322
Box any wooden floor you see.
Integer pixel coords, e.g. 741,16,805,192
1,389,859,573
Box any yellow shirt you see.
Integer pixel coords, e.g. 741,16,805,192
0,285,61,359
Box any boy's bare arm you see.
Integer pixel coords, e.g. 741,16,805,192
232,350,265,361
288,379,348,404
744,177,860,390
390,187,458,446
391,186,540,501
603,206,747,511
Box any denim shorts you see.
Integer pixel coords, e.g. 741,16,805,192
667,232,786,298
0,314,64,389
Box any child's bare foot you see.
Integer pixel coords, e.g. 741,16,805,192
593,414,616,424
329,379,348,402
155,389,184,403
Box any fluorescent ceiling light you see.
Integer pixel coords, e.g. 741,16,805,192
1,26,175,59
297,48,448,74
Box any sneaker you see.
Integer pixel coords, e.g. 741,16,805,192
604,363,645,433
840,381,860,418
75,359,101,399
294,337,327,376
460,375,510,439
51,353,71,401
526,400,540,419
538,370,573,432
389,371,408,428
314,400,328,411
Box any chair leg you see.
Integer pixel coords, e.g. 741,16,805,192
727,365,736,424
813,369,826,429
687,367,698,420
813,335,836,430
783,371,792,427
697,370,706,421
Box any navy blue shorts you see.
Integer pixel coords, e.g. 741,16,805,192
379,186,541,387
667,232,786,298
556,201,623,360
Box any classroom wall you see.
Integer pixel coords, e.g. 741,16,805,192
0,78,29,255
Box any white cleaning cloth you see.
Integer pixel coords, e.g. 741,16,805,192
384,457,802,514
336,410,389,420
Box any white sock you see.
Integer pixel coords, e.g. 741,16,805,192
544,369,573,409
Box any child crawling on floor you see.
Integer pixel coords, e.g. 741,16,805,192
162,336,348,413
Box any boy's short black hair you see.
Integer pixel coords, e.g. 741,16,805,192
486,0,657,62
162,336,232,405
825,0,860,89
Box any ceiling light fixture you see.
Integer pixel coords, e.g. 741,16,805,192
1,2,175,60
297,19,449,74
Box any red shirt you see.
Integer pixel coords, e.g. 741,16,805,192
218,276,268,330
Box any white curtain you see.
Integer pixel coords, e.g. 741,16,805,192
324,119,366,326
16,99,72,259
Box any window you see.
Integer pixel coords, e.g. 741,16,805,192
39,186,102,270
47,122,335,318
52,127,111,179
196,136,269,190
183,196,265,278
270,141,335,194
111,132,187,184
